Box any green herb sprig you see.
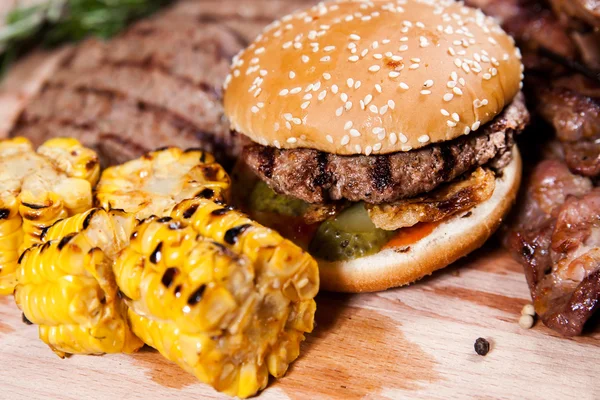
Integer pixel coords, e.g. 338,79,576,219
0,0,171,77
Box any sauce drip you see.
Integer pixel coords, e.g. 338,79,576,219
383,222,439,249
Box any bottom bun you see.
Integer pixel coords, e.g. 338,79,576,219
318,146,522,293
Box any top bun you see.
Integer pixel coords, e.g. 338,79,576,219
223,0,524,155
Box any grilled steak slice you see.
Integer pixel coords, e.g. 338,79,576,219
506,160,600,336
8,0,314,166
242,93,528,204
535,86,600,178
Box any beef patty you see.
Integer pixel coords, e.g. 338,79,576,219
242,93,528,204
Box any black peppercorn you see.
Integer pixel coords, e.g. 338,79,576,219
474,337,490,356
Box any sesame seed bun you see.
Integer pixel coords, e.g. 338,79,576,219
223,0,524,156
319,146,522,292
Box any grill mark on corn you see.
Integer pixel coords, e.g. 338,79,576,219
258,146,276,179
40,242,52,253
183,204,199,219
0,209,9,220
17,248,30,264
157,217,173,223
21,202,47,210
173,284,183,298
371,156,392,191
57,233,77,250
82,209,98,230
224,224,252,245
130,231,138,240
187,284,207,306
150,242,163,264
22,313,33,325
197,188,215,199
211,206,234,216
161,267,179,288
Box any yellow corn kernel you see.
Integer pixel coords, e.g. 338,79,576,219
0,137,99,295
115,201,319,398
96,147,230,219
15,209,143,356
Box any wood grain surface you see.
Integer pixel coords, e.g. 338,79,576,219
1,244,598,400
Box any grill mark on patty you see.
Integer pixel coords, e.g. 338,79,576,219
371,155,392,192
440,145,456,181
312,151,331,188
258,146,276,179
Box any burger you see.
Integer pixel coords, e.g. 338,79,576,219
223,0,528,292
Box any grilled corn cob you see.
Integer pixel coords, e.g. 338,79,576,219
115,199,319,398
14,208,143,357
96,147,230,219
0,137,99,295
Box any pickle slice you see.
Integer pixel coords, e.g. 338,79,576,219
249,181,309,217
309,203,395,261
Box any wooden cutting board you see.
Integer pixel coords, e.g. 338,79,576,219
1,244,597,400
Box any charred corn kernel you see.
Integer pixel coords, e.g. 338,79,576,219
15,208,143,357
96,147,230,219
0,137,99,295
115,201,319,398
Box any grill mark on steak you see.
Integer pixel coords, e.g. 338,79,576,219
243,93,528,204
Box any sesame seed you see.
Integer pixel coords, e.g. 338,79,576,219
341,135,350,145
350,128,361,137
289,71,296,79
323,73,332,80
423,79,434,87
253,88,262,97
388,100,396,109
290,87,302,94
459,78,466,86
454,59,462,68
373,143,382,151
344,121,353,130
318,90,327,101
447,120,457,127
355,81,361,89
336,107,343,116
389,132,398,145
453,87,463,96
399,45,409,52
400,36,408,42
452,113,460,122
259,69,268,76
373,53,383,59
302,55,309,63
324,46,336,52
369,105,378,113
418,135,430,143
375,84,382,93
294,42,302,49
464,126,471,135
472,121,481,130
251,106,259,114
301,101,310,110
365,146,373,156
462,63,471,73
274,122,280,131
361,49,369,57
283,113,293,121
321,56,331,62
409,64,420,70
345,101,353,110
285,121,292,130
287,137,297,144
292,118,301,125
369,65,381,72
347,78,354,88
441,109,450,116
355,144,362,153
326,135,334,143
399,82,409,90
420,90,432,95
447,81,457,88
348,55,359,62
399,133,408,143
331,84,339,94
341,93,349,102
443,93,454,101
482,99,489,105
350,34,361,40
451,71,458,81
380,105,389,115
